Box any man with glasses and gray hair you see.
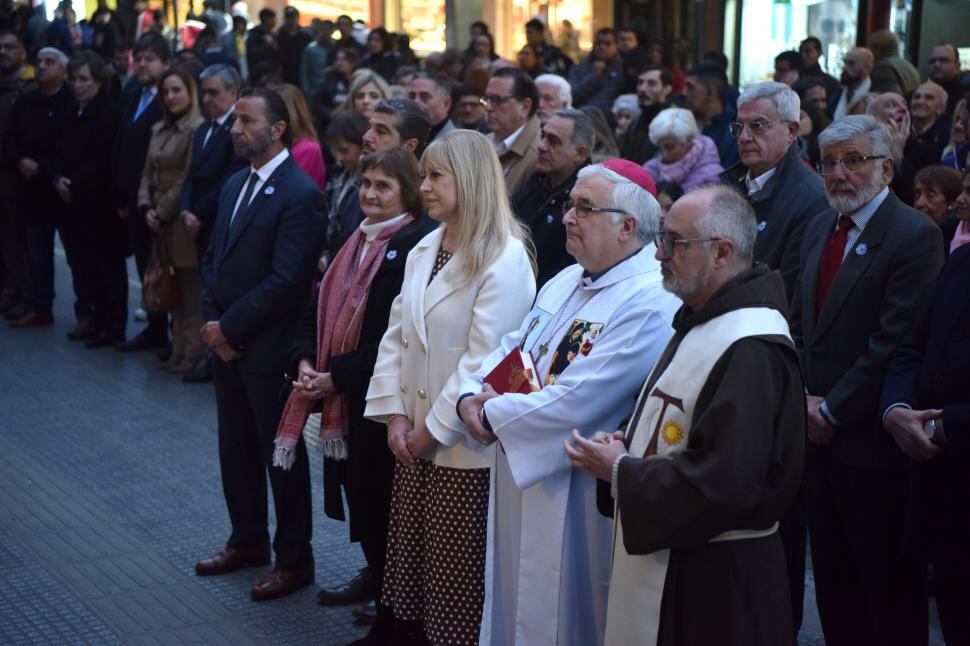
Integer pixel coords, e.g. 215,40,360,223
791,115,944,646
567,184,805,645
458,159,678,646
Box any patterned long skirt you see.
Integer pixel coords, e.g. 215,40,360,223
381,459,491,646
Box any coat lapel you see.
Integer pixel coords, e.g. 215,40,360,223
224,156,290,254
196,115,233,165
408,230,439,351
813,195,894,342
800,211,833,343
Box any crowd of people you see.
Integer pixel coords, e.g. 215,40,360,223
1,3,969,645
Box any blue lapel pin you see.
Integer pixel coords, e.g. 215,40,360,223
757,221,767,232
854,243,867,256
546,214,554,224
264,186,275,196
386,250,397,260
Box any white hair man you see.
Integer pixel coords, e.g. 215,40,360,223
459,160,679,645
909,80,950,156
791,115,943,645
535,73,572,124
566,184,806,646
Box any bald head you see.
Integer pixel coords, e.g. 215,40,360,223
910,81,948,128
841,48,874,86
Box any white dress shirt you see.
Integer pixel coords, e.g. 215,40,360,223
230,148,290,226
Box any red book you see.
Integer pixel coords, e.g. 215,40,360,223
484,348,542,395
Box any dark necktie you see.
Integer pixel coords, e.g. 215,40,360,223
231,172,259,227
202,120,217,148
815,216,853,316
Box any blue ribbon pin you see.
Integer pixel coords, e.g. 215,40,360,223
264,186,275,196
546,214,554,224
757,221,767,232
854,243,867,256
386,250,397,260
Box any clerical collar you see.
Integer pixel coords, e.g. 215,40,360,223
582,249,640,283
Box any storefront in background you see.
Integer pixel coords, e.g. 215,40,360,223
726,0,860,89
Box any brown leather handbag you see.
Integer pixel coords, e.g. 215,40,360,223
142,234,181,312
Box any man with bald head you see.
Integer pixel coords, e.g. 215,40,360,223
910,80,950,156
833,47,873,120
926,43,966,119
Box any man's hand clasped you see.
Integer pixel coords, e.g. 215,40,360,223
564,429,627,482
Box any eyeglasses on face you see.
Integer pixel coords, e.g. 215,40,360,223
816,155,886,175
654,232,722,257
561,199,628,219
928,57,954,65
729,120,775,137
480,94,518,106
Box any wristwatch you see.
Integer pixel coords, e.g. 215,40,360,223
923,419,937,442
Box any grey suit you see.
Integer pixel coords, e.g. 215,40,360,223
791,191,943,646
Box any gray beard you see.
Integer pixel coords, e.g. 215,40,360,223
662,262,712,303
826,171,885,214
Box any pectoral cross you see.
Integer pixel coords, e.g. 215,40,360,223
536,343,550,363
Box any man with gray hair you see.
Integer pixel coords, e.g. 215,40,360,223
568,184,805,645
179,64,247,382
535,73,572,124
719,81,828,301
511,108,593,287
791,115,943,645
459,159,679,645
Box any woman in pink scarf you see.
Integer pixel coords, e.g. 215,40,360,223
274,148,435,623
643,106,724,191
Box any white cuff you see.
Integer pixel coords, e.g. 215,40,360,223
611,453,629,501
881,402,913,427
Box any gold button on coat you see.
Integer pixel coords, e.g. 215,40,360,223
401,337,408,348
417,389,427,399
400,384,407,393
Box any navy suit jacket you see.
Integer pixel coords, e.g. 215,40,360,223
791,191,944,469
202,154,326,374
179,114,247,239
881,244,970,573
112,79,163,202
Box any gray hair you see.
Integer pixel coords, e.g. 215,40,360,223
737,81,800,123
199,64,241,92
576,164,660,245
37,47,68,66
612,94,640,120
694,186,757,266
916,80,949,109
552,108,595,152
648,107,698,145
818,115,892,159
535,73,572,107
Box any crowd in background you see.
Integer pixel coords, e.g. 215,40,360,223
1,2,970,644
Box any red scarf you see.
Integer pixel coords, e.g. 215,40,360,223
273,214,414,469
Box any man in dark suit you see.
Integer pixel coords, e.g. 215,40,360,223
791,115,944,646
882,174,970,645
179,64,247,383
112,32,170,351
196,86,325,601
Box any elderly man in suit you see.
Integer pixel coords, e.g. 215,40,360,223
485,67,542,197
179,64,247,383
791,115,944,646
195,87,326,601
114,32,171,351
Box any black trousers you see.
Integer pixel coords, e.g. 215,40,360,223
807,450,928,646
936,575,970,645
213,357,313,569
779,477,807,638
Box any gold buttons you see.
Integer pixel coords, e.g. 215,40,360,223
401,337,409,348
400,384,408,393
417,389,427,399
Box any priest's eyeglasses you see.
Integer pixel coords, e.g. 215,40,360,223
654,232,722,258
561,200,628,219
816,155,887,175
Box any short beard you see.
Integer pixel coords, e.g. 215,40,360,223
827,169,886,214
662,262,712,303
232,128,273,159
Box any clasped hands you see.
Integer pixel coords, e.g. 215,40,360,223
459,384,501,446
564,430,628,482
884,406,943,462
290,358,335,400
387,415,435,466
201,321,240,362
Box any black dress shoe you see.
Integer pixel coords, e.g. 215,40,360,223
67,319,99,341
116,328,168,352
85,331,125,348
317,567,376,606
0,291,20,315
182,355,213,384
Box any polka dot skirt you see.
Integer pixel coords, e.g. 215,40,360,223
382,459,491,646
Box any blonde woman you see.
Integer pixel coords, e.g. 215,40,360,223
275,84,326,189
363,129,536,645
339,70,391,119
139,67,204,373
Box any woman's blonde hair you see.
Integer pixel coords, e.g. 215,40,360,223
275,83,318,141
420,130,536,280
338,70,391,114
158,67,201,126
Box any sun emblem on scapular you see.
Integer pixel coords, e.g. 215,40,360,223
661,419,684,445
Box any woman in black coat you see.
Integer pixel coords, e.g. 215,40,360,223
52,50,128,347
284,148,435,618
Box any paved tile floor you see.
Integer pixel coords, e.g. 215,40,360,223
0,251,943,644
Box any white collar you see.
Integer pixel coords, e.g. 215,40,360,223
359,212,409,241
501,122,528,151
250,147,290,182
214,106,234,127
745,166,777,194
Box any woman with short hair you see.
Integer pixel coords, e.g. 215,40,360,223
138,67,205,373
363,129,536,645
914,165,965,251
644,106,724,191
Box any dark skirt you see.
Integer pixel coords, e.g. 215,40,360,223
381,459,490,646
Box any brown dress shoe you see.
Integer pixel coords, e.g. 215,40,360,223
67,318,99,341
316,566,376,606
9,310,54,328
194,544,271,577
251,559,315,602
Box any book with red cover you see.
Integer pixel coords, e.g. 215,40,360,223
484,348,542,395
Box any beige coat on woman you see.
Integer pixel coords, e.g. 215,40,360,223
138,111,204,268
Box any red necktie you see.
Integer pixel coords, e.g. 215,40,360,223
815,216,853,316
